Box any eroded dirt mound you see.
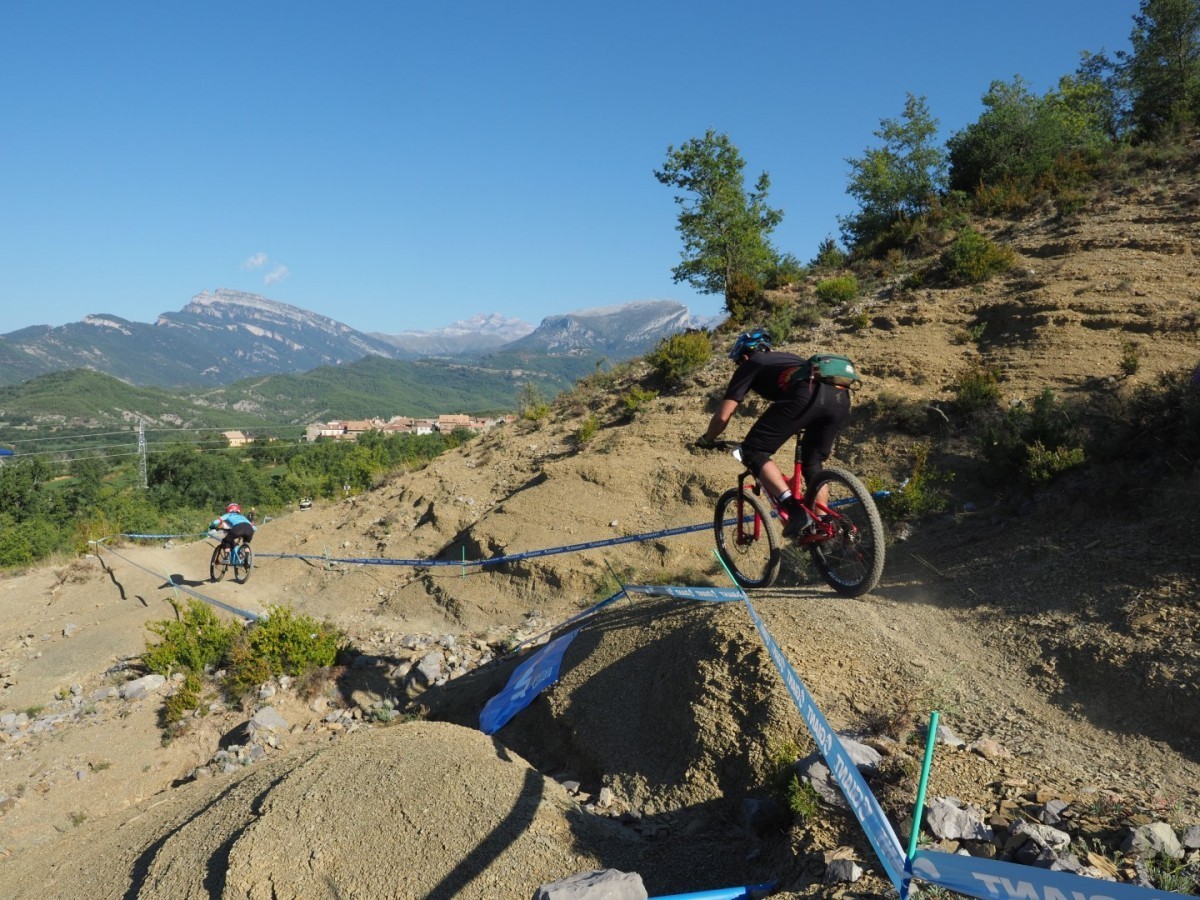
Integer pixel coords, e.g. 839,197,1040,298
0,722,646,900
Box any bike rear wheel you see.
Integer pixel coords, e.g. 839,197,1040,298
804,467,885,597
233,543,253,584
210,544,230,582
714,487,781,589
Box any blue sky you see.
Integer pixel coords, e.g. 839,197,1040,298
0,1,1136,336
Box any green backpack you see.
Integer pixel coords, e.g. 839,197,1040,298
807,353,862,389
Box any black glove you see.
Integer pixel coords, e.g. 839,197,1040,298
694,435,717,449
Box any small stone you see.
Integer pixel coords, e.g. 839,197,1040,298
824,859,863,884
968,737,1010,760
1122,822,1183,859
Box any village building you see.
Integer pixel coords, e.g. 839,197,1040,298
303,413,508,442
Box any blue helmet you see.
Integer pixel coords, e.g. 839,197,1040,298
728,328,772,359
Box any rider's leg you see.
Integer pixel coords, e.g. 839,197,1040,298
743,396,815,535
743,382,816,504
756,459,790,501
799,386,852,512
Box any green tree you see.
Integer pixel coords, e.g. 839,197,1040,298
654,130,783,318
947,76,1112,193
0,457,55,522
840,94,946,252
1072,50,1132,140
1121,0,1200,136
810,236,848,271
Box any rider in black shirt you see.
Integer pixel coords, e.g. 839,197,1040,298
696,329,851,537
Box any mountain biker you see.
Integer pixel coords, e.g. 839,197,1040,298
695,328,852,537
210,503,256,553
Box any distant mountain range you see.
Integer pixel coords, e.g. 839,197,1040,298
370,313,535,357
0,290,713,390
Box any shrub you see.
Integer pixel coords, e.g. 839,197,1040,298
517,382,550,421
647,331,712,385
762,304,800,346
848,309,872,332
223,606,343,702
1055,190,1086,216
786,776,821,822
1146,854,1198,894
725,271,767,321
1110,370,1200,468
575,414,599,445
940,227,1015,285
951,362,1001,414
765,253,805,288
791,302,824,329
1024,442,1087,486
1119,340,1141,377
142,600,242,676
974,178,1039,217
815,275,858,304
619,385,658,420
875,444,952,525
979,389,1086,487
161,671,205,727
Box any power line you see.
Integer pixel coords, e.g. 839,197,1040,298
1,429,138,446
1,424,310,446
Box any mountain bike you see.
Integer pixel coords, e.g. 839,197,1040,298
708,440,885,596
210,534,253,584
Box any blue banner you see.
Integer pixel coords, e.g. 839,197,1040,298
625,584,744,603
479,628,581,735
739,590,907,889
910,848,1194,900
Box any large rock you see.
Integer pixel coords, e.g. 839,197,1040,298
533,869,647,900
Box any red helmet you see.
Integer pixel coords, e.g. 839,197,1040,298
225,503,241,514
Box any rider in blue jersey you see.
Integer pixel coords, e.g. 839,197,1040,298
210,503,256,554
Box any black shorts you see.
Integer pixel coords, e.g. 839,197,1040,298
224,522,256,545
741,381,851,481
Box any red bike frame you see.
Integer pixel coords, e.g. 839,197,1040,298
732,440,838,546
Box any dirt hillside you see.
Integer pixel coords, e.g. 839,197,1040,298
0,139,1198,899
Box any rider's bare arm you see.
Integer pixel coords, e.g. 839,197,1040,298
702,398,740,442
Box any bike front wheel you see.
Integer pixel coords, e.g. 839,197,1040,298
714,487,781,589
804,467,885,598
210,545,229,582
233,544,253,584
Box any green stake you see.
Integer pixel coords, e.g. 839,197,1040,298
461,545,466,578
906,709,940,862
603,559,632,603
713,548,739,587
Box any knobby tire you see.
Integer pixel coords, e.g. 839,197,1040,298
210,544,229,582
233,544,253,584
804,467,885,597
714,487,781,589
